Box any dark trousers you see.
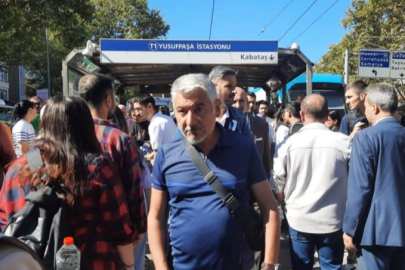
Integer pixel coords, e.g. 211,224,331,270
358,246,405,270
288,227,344,270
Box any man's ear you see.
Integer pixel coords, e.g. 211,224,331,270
360,92,367,101
105,94,112,108
300,111,305,122
373,104,380,115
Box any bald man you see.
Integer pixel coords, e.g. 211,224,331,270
233,87,271,178
273,94,350,269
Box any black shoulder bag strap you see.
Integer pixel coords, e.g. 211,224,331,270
182,138,249,228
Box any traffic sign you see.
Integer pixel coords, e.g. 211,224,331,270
100,39,278,65
390,51,405,79
358,49,390,79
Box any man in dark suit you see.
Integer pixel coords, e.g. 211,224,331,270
233,86,272,270
343,83,405,269
233,87,271,178
209,66,252,138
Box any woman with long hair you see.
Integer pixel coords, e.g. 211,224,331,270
0,96,136,269
11,100,37,157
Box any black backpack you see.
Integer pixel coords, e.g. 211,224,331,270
3,148,69,270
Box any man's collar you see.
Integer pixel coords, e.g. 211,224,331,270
93,118,120,129
300,122,328,130
372,116,396,126
151,111,162,122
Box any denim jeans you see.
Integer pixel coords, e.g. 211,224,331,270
288,226,344,270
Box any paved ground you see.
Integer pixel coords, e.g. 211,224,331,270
144,230,351,270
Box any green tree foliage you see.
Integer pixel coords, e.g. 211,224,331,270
89,0,169,42
315,0,405,84
0,0,169,96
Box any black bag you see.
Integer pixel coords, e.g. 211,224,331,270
3,148,69,270
182,138,263,251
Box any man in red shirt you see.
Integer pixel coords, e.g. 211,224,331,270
78,74,147,245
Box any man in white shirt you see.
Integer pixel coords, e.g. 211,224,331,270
273,94,350,269
135,95,176,162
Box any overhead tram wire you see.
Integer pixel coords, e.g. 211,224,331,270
259,0,294,36
208,0,216,40
279,0,318,42
289,0,340,44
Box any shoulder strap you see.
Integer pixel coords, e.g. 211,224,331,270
182,138,251,229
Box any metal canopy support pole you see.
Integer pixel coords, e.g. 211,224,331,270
306,63,313,96
344,49,349,85
282,84,288,104
46,29,51,97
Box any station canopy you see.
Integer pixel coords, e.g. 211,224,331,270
63,39,313,96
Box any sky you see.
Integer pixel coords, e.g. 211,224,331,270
148,0,352,63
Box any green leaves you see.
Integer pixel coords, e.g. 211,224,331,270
316,0,405,84
0,0,169,96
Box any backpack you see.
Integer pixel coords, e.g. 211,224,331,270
3,148,69,270
0,233,44,270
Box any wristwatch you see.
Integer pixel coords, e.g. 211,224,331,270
261,262,280,270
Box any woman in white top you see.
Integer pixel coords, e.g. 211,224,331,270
11,100,37,157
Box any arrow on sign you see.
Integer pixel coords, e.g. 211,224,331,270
401,73,404,78
372,69,378,76
269,55,275,61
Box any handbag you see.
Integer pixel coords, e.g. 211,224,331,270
182,138,263,251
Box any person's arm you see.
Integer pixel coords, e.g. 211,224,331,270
251,181,280,266
116,244,135,269
17,141,30,155
96,157,137,265
273,142,288,206
343,133,375,246
349,122,366,140
148,188,169,270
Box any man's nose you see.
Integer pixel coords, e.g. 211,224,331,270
186,111,196,125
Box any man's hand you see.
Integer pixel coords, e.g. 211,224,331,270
275,193,285,207
343,233,357,252
349,122,366,140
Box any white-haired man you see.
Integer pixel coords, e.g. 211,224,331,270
343,83,405,269
148,73,280,270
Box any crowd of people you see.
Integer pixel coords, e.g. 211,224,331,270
0,66,404,270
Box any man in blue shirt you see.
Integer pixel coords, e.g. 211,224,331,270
148,73,280,270
339,80,368,140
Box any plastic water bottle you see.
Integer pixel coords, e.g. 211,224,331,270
56,237,81,270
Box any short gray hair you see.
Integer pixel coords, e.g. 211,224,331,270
366,83,398,113
171,73,217,105
208,66,237,81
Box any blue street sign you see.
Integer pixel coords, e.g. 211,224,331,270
100,39,279,65
358,49,390,78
